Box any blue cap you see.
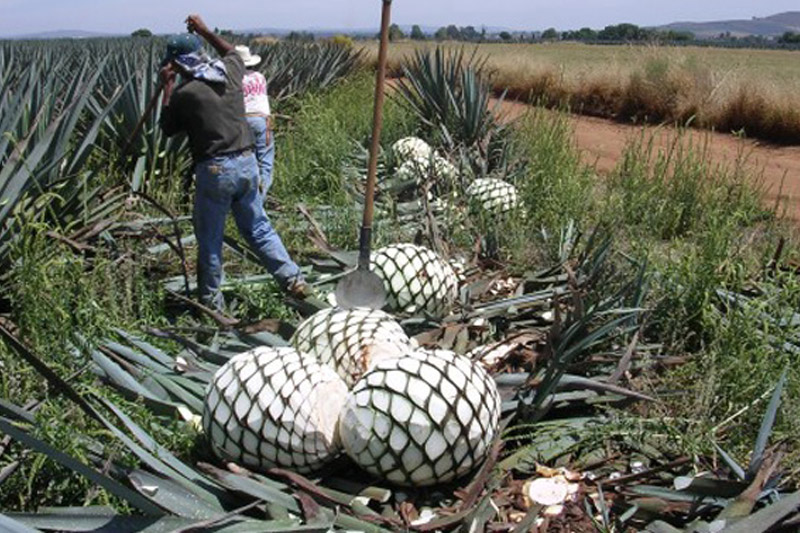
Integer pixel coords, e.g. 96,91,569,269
161,33,202,66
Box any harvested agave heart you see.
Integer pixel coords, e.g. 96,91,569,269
338,348,501,487
395,154,458,203
291,307,413,387
392,136,433,162
371,243,459,318
203,347,347,473
466,178,520,216
395,156,430,183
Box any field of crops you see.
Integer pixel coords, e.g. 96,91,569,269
1,36,800,532
364,41,800,144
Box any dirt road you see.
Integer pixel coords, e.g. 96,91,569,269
496,100,800,222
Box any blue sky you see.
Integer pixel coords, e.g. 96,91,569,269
1,0,798,36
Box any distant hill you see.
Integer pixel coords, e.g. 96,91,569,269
660,11,800,38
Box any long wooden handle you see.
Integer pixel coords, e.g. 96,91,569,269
358,0,392,269
123,85,162,158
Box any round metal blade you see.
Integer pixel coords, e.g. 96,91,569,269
335,270,387,310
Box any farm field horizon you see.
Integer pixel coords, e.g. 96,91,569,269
367,40,800,85
365,40,800,146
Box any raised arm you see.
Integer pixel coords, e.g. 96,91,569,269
186,14,233,56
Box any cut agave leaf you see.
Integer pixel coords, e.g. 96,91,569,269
0,514,41,533
197,463,300,513
6,512,200,533
747,369,787,479
129,470,224,521
718,491,800,533
0,416,162,516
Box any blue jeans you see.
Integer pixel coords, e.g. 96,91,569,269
246,116,274,201
194,150,301,310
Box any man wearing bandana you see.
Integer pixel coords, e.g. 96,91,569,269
159,15,309,310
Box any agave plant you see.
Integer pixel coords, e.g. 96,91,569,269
250,41,364,102
0,49,125,267
370,243,460,318
203,346,348,473
98,42,193,193
393,47,506,157
466,178,521,216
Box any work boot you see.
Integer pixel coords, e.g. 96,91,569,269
285,277,313,300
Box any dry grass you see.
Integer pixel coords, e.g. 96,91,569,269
363,41,800,144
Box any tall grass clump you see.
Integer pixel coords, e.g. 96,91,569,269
273,72,417,203
602,127,768,241
513,107,594,236
713,81,800,143
0,223,173,511
661,271,800,470
618,52,713,124
6,224,164,369
594,125,773,347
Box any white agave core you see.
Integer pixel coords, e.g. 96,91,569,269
203,347,348,473
466,178,520,215
290,307,413,387
395,156,430,182
339,348,501,487
395,155,457,186
431,155,457,182
392,137,433,162
370,244,459,318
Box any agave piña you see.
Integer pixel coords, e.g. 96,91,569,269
291,307,413,387
392,137,433,161
371,244,459,317
466,178,520,216
339,348,501,486
203,347,348,473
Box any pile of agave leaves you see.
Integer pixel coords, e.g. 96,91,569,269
2,48,799,533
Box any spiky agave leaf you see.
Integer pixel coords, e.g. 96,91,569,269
371,244,459,318
290,307,413,387
339,348,501,487
203,347,348,474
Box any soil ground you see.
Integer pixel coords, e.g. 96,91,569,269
496,99,800,223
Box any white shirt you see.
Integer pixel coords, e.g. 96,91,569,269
242,71,271,116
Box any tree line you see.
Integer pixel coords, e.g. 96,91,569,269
385,23,695,43
779,32,800,44
130,23,800,49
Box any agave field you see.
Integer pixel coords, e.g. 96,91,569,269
1,36,800,532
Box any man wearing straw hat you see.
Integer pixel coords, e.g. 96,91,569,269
159,14,309,310
235,45,275,202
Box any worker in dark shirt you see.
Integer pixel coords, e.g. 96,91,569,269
160,15,308,310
